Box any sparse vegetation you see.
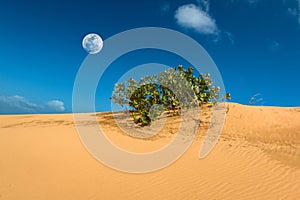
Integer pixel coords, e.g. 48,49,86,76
110,65,230,126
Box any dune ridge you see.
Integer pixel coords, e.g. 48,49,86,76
0,103,299,199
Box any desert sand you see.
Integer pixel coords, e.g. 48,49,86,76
0,103,300,200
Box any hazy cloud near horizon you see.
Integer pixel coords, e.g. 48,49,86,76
0,95,65,114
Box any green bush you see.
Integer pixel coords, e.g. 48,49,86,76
110,65,230,126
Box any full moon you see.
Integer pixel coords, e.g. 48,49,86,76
82,33,103,54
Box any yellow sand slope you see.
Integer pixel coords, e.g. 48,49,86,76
0,103,299,199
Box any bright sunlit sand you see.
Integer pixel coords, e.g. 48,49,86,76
0,103,300,199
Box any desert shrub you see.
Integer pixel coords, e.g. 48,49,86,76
110,65,230,126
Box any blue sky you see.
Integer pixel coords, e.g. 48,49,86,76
0,0,299,114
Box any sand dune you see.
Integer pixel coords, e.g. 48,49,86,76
0,103,299,199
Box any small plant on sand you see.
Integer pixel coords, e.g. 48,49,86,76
110,65,230,126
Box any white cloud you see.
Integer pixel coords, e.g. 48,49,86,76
160,2,170,14
287,0,300,25
46,100,65,112
288,0,300,26
0,95,65,114
0,95,39,114
288,7,297,17
225,31,235,45
174,3,218,35
267,39,280,51
196,0,210,12
298,0,300,25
